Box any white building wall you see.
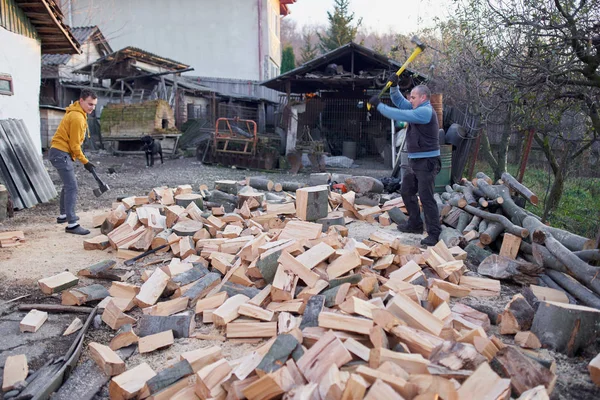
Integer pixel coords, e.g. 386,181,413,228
60,39,103,82
0,28,42,153
70,0,274,81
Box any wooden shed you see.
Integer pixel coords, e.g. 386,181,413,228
39,105,65,150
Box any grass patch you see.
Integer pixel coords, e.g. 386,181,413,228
472,162,600,239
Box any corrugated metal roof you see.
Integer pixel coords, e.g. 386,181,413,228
42,26,102,65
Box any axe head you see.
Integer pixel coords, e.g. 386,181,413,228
93,183,109,197
411,36,426,51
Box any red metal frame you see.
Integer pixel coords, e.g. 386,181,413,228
213,117,258,156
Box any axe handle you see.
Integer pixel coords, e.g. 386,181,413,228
90,168,103,185
124,244,168,266
367,46,424,110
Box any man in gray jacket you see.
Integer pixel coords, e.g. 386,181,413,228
369,75,441,246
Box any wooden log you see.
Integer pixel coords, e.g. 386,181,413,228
490,346,555,396
499,233,522,259
108,362,156,400
172,219,204,237
38,271,79,295
88,342,126,376
137,311,195,338
212,294,249,327
388,207,408,225
83,234,110,250
456,210,473,234
219,281,260,298
135,267,170,308
478,255,543,286
345,176,384,194
453,183,478,206
448,192,468,208
531,301,600,355
439,226,464,248
207,189,238,206
457,362,511,399
544,270,600,309
464,205,528,238
175,193,204,209
480,221,505,246
514,331,542,349
144,359,194,396
529,226,600,296
523,215,595,252
474,172,493,185
214,180,240,194
248,177,274,191
386,292,443,336
464,242,493,266
318,311,374,335
501,172,538,205
281,181,307,192
77,260,120,281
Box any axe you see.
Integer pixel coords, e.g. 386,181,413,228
90,168,109,197
367,36,427,110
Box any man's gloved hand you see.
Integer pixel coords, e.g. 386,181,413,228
387,72,399,87
369,95,381,109
84,162,96,172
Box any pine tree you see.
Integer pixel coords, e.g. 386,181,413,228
317,0,362,53
299,31,319,63
281,46,296,73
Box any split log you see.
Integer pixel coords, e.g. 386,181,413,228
182,272,221,306
299,295,325,329
490,346,555,396
317,212,345,232
501,172,538,205
345,176,384,194
499,294,535,334
523,215,595,252
20,309,48,332
429,341,486,371
321,283,351,307
108,362,156,400
38,271,79,294
137,311,195,338
528,243,568,274
443,207,463,228
527,222,600,296
88,342,126,376
538,274,578,305
544,270,600,309
439,226,464,248
219,281,260,298
256,334,300,375
2,355,28,392
110,324,139,350
464,205,528,238
355,193,381,207
480,221,505,246
478,255,543,286
77,260,122,280
531,301,600,355
248,177,274,191
296,186,329,221
590,354,600,387
145,359,194,396
62,284,110,306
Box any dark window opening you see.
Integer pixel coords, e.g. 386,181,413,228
162,118,168,129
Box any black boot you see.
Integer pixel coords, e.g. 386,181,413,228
397,222,423,234
420,235,439,247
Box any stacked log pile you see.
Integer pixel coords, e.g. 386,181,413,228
26,173,600,399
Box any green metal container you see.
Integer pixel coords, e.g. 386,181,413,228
434,145,453,193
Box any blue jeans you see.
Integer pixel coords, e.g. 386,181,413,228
48,148,78,224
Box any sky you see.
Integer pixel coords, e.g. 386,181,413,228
286,0,453,34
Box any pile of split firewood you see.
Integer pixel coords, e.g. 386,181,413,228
19,173,600,399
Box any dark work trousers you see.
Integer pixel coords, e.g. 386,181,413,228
400,157,442,238
48,148,78,224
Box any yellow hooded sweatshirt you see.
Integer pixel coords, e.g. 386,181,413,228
50,102,90,164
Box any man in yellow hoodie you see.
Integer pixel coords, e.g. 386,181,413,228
49,89,98,235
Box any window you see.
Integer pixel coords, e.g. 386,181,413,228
272,7,279,38
0,74,13,96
